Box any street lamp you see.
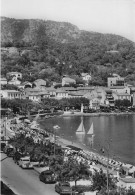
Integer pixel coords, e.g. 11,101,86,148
102,139,112,195
53,125,60,157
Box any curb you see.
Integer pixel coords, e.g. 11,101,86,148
1,179,19,195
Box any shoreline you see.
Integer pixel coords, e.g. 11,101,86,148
61,111,135,117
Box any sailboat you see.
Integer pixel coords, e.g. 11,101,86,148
87,122,94,135
76,118,85,134
87,122,95,148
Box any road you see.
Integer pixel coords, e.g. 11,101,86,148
1,153,58,195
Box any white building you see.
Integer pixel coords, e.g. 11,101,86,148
8,78,21,86
108,74,125,87
81,73,91,82
55,89,68,99
0,77,7,85
0,90,23,99
110,86,130,95
6,72,22,80
62,77,76,87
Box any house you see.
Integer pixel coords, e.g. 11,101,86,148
33,79,46,89
0,90,23,99
26,92,41,102
77,86,94,93
81,73,91,82
55,88,68,99
0,77,7,85
89,98,100,110
18,81,32,89
8,78,21,86
24,88,42,100
24,88,50,102
68,91,85,98
131,87,135,106
108,74,125,87
46,87,56,98
113,92,131,102
62,77,76,87
110,86,130,95
6,72,22,80
105,89,115,107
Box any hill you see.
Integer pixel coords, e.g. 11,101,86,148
1,17,135,86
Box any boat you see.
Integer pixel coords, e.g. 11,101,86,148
63,110,74,115
76,118,85,134
87,122,94,136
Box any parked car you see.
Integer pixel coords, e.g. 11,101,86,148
18,156,33,169
3,144,14,157
39,170,56,184
1,142,6,152
55,182,72,195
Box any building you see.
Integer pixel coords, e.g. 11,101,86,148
0,77,7,85
130,87,135,106
68,91,85,98
105,89,115,107
24,88,50,102
62,77,76,87
108,74,125,87
55,88,68,99
89,98,100,110
33,79,46,89
110,86,130,95
0,90,23,99
18,81,32,89
81,73,91,83
6,72,22,80
113,92,131,102
8,78,21,86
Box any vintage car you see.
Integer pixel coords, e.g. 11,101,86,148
18,156,33,169
55,182,72,195
39,170,56,184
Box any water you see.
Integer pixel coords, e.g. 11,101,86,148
39,115,135,165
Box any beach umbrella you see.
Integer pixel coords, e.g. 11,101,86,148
24,119,31,124
53,125,60,129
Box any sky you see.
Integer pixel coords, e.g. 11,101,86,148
1,0,135,42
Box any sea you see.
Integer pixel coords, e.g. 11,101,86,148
39,114,135,165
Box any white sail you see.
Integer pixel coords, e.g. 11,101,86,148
87,122,94,135
76,120,85,134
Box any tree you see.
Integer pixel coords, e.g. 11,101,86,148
92,169,116,191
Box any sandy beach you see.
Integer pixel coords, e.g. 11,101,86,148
61,111,135,117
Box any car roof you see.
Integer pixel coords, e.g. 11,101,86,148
20,156,30,160
42,170,52,174
59,182,70,185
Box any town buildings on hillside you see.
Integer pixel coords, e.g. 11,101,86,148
1,71,135,107
107,73,125,87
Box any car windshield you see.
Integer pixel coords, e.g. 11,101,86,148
22,159,30,161
62,183,70,187
7,148,13,151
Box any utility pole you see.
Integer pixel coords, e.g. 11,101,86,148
106,140,112,195
54,128,56,157
53,125,60,157
5,117,7,145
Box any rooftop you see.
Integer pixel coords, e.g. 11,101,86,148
33,79,46,86
7,72,22,74
62,77,76,83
